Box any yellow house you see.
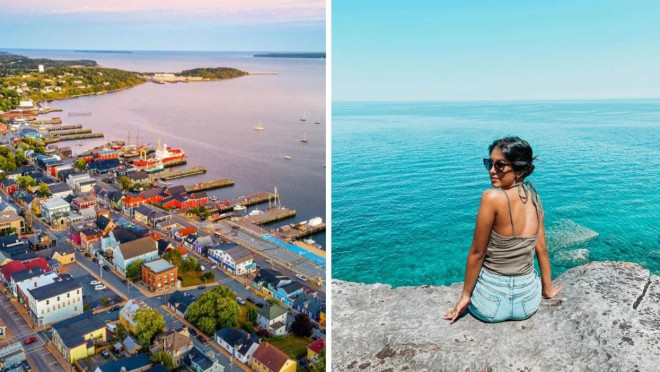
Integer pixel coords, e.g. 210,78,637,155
51,312,109,363
306,338,325,362
51,249,76,266
119,300,144,333
251,343,297,372
319,311,326,327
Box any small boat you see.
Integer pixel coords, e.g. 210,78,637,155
315,119,321,124
300,112,307,122
248,209,263,216
233,205,247,211
77,141,83,147
301,133,308,143
255,120,264,131
210,196,218,202
284,155,292,160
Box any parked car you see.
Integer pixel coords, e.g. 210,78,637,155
101,350,110,358
266,259,274,265
255,302,265,308
102,266,110,271
94,285,106,291
22,360,32,371
236,297,245,305
23,337,38,345
197,334,208,345
90,280,101,286
110,305,121,311
246,297,256,304
122,279,129,285
188,327,197,336
295,274,307,282
92,258,98,263
197,285,206,290
84,252,91,258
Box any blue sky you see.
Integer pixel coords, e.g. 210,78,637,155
333,0,660,101
0,0,325,52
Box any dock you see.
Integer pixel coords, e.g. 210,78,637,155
163,158,187,168
47,124,83,131
243,207,296,225
149,166,207,181
185,179,234,193
272,220,327,240
50,129,92,137
32,118,62,125
45,133,104,143
213,192,277,212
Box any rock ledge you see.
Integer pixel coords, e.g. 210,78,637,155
332,261,659,371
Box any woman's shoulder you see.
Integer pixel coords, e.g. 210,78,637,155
481,188,505,205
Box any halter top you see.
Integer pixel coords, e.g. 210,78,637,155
482,183,542,276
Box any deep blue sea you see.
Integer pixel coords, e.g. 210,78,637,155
2,48,326,247
332,101,660,287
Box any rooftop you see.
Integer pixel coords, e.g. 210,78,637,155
253,342,294,371
28,277,80,301
51,311,115,348
143,258,175,274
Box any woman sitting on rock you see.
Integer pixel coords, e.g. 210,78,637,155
444,136,563,323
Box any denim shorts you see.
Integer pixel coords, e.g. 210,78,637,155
468,267,542,323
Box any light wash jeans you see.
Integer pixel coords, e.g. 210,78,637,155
468,267,542,322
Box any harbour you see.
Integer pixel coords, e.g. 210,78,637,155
148,165,207,180
184,179,234,192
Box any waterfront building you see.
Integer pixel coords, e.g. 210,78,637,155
252,342,297,372
167,290,196,317
51,312,111,363
208,244,255,276
139,187,167,204
92,149,118,161
87,158,122,175
113,236,158,275
27,277,82,326
214,327,260,365
0,210,25,235
149,329,194,368
141,258,177,292
256,304,289,336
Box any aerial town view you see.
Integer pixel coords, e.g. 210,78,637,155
0,2,326,372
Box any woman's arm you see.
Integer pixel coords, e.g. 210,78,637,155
444,189,497,323
534,197,564,298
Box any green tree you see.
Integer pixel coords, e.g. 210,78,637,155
119,175,132,190
133,308,165,345
180,256,200,272
15,150,27,166
162,249,183,266
291,313,313,338
73,158,87,171
150,351,173,371
16,175,36,189
247,307,257,323
126,259,144,280
37,182,51,197
185,285,241,336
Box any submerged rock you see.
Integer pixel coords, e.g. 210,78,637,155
332,261,659,371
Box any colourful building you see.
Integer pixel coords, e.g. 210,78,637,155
51,311,111,363
252,342,297,372
141,259,177,292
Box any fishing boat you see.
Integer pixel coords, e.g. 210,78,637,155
154,139,185,162
233,205,247,212
300,112,307,122
248,209,263,216
210,196,218,202
301,133,308,143
255,120,264,131
284,155,292,160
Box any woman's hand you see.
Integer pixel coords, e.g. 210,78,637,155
542,284,564,299
443,294,471,324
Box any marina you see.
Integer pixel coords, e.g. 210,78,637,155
213,191,277,212
243,206,296,225
273,219,327,240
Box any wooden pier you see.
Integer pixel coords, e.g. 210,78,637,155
244,207,296,225
149,166,207,181
185,179,235,193
213,192,277,212
51,129,92,137
47,124,83,132
49,133,104,143
32,118,62,125
273,221,327,240
163,158,187,168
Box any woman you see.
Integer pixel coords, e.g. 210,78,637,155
444,137,563,323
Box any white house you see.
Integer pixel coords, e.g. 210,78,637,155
66,173,96,193
27,277,83,326
40,197,70,223
113,236,158,275
256,304,290,336
214,327,260,365
208,245,255,276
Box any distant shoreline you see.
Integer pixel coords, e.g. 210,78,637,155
254,52,325,59
74,50,133,54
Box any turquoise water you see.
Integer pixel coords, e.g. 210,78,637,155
332,101,660,287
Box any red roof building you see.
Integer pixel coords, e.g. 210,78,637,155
252,343,297,372
1,257,50,283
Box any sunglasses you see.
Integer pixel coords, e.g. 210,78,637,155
483,158,512,172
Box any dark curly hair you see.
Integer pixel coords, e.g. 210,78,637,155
488,137,537,181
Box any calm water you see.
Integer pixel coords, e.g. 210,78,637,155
6,48,326,247
333,101,660,287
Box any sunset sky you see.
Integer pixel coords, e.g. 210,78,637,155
0,0,325,51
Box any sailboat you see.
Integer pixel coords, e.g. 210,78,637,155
255,120,264,131
301,133,308,143
300,112,307,122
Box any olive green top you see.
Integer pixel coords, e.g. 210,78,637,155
483,183,542,276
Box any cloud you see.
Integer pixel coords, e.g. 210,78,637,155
0,0,325,24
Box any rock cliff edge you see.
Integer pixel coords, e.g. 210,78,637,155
332,261,659,371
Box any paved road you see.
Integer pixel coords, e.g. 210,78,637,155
0,293,64,372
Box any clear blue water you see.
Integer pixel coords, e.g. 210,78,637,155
332,101,660,287
3,48,326,247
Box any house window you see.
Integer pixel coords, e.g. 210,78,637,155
67,293,70,298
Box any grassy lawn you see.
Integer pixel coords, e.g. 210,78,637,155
179,270,210,287
237,303,258,327
266,335,311,359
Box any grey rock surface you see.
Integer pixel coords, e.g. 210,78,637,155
332,261,659,371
